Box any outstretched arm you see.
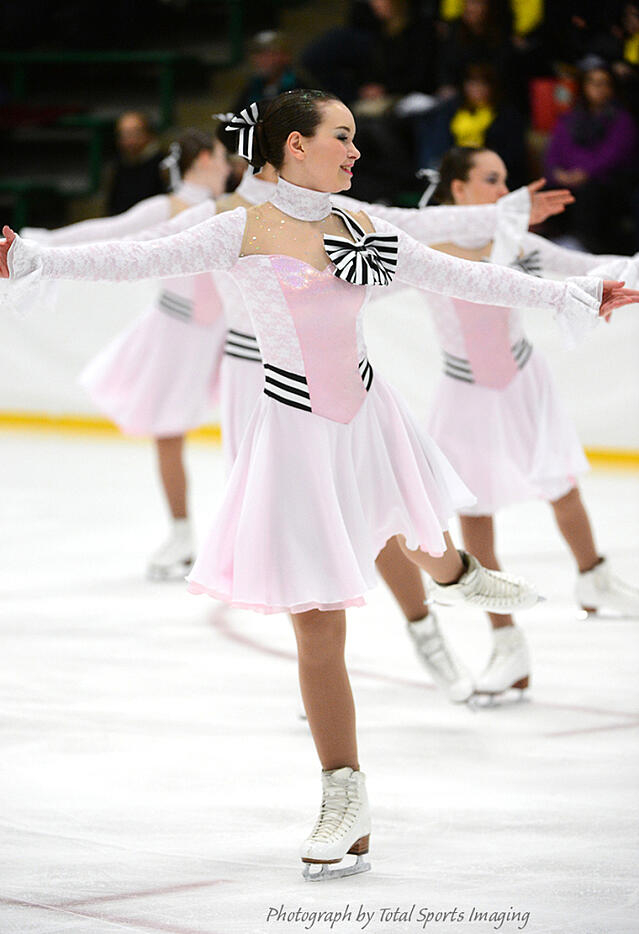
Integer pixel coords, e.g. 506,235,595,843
370,218,639,343
518,231,638,281
334,180,573,246
20,194,172,246
1,209,245,287
124,199,218,242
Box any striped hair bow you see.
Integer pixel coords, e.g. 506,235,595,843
324,207,398,286
219,102,261,162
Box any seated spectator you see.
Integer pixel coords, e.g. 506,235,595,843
107,111,166,216
231,31,308,113
415,62,527,188
437,0,515,99
611,3,639,119
301,0,438,106
544,60,638,252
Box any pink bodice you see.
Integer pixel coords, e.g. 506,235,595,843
231,255,369,424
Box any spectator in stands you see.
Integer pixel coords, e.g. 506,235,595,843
231,31,307,114
611,3,639,118
415,62,526,187
545,60,638,252
106,111,166,216
436,0,515,98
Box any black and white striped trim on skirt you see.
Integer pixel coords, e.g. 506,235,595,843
263,356,374,412
223,329,262,362
158,290,193,323
443,339,533,383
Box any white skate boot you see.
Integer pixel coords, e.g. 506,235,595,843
300,767,371,881
407,611,475,703
429,552,539,614
147,518,195,581
474,625,530,699
575,558,639,618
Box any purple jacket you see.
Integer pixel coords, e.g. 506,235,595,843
545,106,638,183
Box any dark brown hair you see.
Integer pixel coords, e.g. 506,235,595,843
251,89,339,170
432,146,488,204
176,128,214,175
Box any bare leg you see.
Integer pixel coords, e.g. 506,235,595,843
156,435,188,519
459,515,513,630
291,609,358,772
397,531,465,583
375,535,428,622
550,486,600,572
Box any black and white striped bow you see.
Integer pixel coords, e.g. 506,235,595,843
220,103,260,162
510,249,542,277
324,207,398,286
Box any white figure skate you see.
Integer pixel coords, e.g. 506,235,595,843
407,611,474,703
474,626,530,701
300,767,371,881
429,552,539,614
147,518,195,581
576,558,639,618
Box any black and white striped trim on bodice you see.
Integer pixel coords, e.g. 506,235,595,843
324,207,398,286
359,355,374,391
223,329,262,362
158,289,193,323
263,356,374,412
263,363,312,412
443,338,533,383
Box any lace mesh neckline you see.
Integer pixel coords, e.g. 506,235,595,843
269,177,332,221
237,173,277,204
174,181,213,205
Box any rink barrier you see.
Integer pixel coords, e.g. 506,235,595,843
0,410,637,467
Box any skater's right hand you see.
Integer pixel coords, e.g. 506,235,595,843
527,179,575,226
599,280,639,321
0,226,17,277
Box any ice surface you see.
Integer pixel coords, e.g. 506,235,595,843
1,431,637,934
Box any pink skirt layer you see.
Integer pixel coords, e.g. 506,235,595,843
427,349,588,516
187,375,475,614
219,355,264,473
80,307,227,437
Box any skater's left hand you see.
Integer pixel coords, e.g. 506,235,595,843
599,280,639,321
527,179,575,226
0,226,17,278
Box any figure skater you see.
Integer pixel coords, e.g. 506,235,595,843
3,91,637,880
23,129,231,579
420,146,639,697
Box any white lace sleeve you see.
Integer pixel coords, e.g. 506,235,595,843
126,200,218,242
3,208,246,315
19,195,171,246
518,232,634,278
371,217,603,347
333,186,530,246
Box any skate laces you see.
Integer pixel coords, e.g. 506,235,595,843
414,627,458,681
310,783,359,843
462,564,528,608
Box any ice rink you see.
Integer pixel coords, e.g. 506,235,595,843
1,429,638,934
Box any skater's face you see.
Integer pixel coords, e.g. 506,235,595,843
281,100,360,192
450,150,509,205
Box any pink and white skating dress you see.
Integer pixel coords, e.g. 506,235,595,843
6,178,606,614
136,182,533,461
425,229,631,515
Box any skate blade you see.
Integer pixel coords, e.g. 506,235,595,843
146,561,194,582
576,607,639,621
302,854,371,882
470,685,530,709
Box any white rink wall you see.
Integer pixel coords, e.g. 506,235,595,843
0,278,638,449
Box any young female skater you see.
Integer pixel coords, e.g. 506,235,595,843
421,146,639,697
23,129,232,579
3,91,637,879
130,157,574,701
